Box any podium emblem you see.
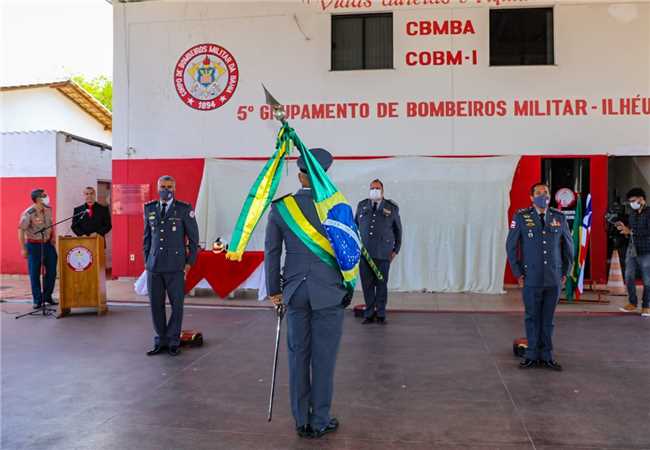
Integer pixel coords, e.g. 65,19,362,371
66,246,93,272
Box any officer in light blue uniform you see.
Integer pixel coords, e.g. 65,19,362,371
143,175,199,357
355,179,402,324
265,148,346,439
506,182,573,371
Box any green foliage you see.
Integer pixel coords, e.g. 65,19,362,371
72,75,112,111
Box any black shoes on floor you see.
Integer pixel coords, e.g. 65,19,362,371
146,344,181,356
146,345,167,356
297,418,339,439
519,359,537,369
362,316,387,324
295,425,313,438
519,359,563,371
311,418,339,439
541,360,563,371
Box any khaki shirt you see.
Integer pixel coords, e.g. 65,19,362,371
18,206,54,241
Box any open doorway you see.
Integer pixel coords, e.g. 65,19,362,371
607,156,650,276
97,180,112,271
542,157,591,278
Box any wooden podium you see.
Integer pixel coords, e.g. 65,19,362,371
57,235,108,317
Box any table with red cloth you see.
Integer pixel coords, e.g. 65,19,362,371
134,250,266,300
183,250,264,297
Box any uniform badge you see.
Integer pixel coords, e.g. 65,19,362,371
510,220,516,229
189,210,195,218
382,208,391,216
528,231,534,238
551,219,560,227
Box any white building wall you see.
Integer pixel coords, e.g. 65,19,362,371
113,0,650,160
56,134,113,266
0,131,57,177
0,87,111,145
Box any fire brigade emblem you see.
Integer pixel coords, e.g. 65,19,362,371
174,43,239,111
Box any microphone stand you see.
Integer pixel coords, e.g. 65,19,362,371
16,209,88,319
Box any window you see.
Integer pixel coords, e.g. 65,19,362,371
331,13,393,71
490,8,554,66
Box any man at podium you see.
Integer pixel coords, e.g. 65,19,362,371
71,186,112,238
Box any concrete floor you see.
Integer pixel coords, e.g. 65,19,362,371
2,303,649,450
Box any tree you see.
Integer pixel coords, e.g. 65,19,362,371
72,75,112,111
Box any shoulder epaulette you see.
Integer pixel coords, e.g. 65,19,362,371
272,193,292,204
386,199,399,208
516,207,529,214
145,200,157,206
175,200,190,208
549,207,562,213
26,207,36,214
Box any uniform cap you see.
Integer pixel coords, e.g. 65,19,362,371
297,148,333,173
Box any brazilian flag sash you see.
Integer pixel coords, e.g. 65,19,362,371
275,195,383,290
275,195,338,270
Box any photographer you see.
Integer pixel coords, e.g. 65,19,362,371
616,188,650,317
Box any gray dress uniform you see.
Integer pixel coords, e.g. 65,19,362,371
355,199,402,319
143,199,199,348
265,187,346,431
506,206,573,362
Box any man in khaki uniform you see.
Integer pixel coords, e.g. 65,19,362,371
18,189,58,309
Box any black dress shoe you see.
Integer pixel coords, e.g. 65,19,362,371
541,360,563,371
168,346,181,356
311,418,339,439
32,303,42,310
146,345,166,356
377,317,387,324
519,359,537,369
362,317,375,324
295,425,313,438
45,299,58,305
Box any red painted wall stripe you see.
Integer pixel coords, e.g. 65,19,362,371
111,156,607,286
0,177,57,274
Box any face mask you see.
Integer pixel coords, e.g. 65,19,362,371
630,201,642,210
41,196,50,206
533,195,550,209
159,189,173,202
369,189,382,201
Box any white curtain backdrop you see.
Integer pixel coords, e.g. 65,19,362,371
195,156,519,294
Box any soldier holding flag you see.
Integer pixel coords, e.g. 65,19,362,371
265,149,347,439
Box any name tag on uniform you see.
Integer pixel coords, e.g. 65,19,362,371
382,208,391,216
551,219,561,227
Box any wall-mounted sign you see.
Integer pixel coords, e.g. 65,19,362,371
111,184,150,216
174,43,239,111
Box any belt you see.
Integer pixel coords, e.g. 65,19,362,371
26,239,50,244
